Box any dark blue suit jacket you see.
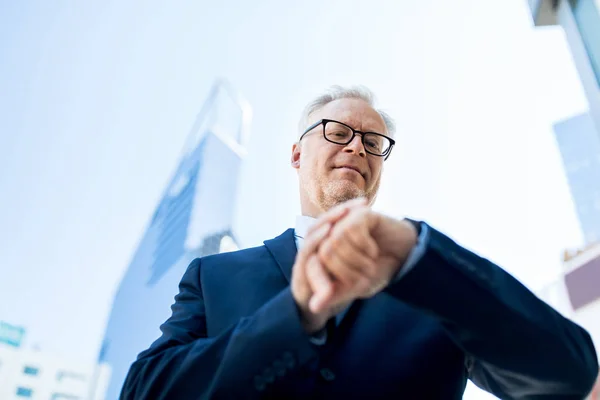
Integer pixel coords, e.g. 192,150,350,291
121,224,598,399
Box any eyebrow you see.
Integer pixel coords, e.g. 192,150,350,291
334,119,386,134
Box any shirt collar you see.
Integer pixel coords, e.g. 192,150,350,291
294,215,317,240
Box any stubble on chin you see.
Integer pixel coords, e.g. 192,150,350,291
318,180,367,211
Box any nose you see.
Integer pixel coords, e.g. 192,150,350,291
342,134,366,157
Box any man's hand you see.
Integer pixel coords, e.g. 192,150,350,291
291,198,367,334
307,203,418,314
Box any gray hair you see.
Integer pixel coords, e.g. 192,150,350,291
298,85,396,137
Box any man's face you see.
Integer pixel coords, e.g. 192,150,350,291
291,98,388,216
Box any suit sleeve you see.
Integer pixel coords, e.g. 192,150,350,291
385,223,599,399
120,258,320,400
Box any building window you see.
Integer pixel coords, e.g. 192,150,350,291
16,387,33,397
569,0,600,87
23,366,40,376
51,394,80,400
56,370,86,382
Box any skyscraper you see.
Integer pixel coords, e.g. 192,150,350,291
529,4,600,392
554,112,600,244
529,0,600,143
98,81,251,400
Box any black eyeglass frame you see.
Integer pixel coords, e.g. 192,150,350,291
299,118,396,160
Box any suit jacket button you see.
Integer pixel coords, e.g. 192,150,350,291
282,351,296,369
263,367,275,383
273,360,286,377
320,368,335,381
254,375,266,391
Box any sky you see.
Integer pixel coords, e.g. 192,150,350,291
0,1,592,398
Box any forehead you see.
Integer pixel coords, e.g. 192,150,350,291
310,98,387,133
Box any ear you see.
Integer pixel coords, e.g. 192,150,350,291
291,143,301,170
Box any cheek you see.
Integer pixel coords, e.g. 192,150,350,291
368,161,383,182
300,153,323,178
304,146,336,172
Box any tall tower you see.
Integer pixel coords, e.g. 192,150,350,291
97,81,251,400
528,0,600,144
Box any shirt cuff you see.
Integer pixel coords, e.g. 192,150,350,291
309,328,328,346
392,222,429,282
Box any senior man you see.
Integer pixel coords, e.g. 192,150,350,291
121,86,598,399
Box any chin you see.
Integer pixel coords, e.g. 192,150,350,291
322,181,366,207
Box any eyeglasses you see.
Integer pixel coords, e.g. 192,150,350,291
299,119,395,160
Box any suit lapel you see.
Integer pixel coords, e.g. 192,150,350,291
264,228,364,328
264,228,297,283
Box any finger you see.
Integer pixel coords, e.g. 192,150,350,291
321,239,378,278
292,264,312,305
305,198,368,238
331,209,379,261
319,243,365,287
306,255,335,313
324,281,364,312
293,223,331,305
348,223,379,261
306,254,334,297
336,229,380,282
292,243,313,301
319,210,379,281
297,222,331,267
319,239,378,294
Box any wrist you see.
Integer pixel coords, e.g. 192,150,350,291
403,218,422,236
393,219,419,268
295,301,327,334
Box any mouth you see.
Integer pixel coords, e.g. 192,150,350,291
335,166,365,179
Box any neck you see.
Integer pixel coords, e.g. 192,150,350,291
299,202,322,218
299,191,325,218
299,186,376,218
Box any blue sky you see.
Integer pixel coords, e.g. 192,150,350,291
0,1,590,398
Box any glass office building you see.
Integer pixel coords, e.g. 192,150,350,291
554,112,600,244
529,3,600,393
528,0,600,248
529,0,600,142
98,81,250,400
